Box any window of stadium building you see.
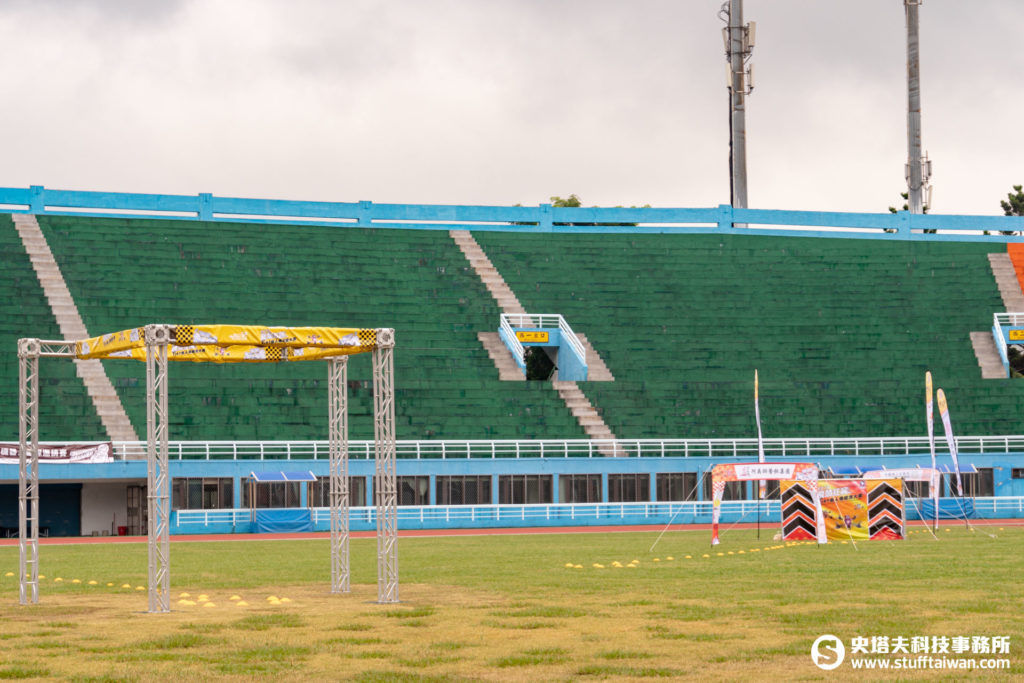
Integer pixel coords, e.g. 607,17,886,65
307,478,367,507
703,476,745,501
903,480,930,498
374,475,430,506
436,476,492,505
608,473,650,503
655,473,698,502
559,474,601,504
172,477,233,510
241,478,301,509
1012,468,1024,479
498,475,553,505
944,469,994,497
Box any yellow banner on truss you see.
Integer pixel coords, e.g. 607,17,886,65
75,325,379,362
171,325,374,349
75,327,145,359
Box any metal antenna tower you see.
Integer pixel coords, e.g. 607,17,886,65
905,0,932,213
720,1,755,209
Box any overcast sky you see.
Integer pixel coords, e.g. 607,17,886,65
1,0,1021,215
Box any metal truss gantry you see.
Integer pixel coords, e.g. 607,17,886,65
373,329,399,603
18,338,75,605
145,324,171,613
18,339,40,605
328,356,350,593
17,325,397,612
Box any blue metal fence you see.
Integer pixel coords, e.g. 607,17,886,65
4,185,1024,241
170,496,1024,535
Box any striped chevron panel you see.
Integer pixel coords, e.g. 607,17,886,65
867,480,905,540
780,482,817,540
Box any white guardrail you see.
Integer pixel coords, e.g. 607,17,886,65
497,314,526,368
500,313,587,365
109,435,1024,461
173,496,1024,528
993,313,1024,378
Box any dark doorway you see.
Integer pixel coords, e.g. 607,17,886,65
525,347,556,380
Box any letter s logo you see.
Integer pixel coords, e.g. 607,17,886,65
811,634,845,671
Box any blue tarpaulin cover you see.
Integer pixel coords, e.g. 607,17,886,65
828,466,864,476
919,498,975,519
934,464,977,474
254,509,313,533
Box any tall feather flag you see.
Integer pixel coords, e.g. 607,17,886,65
926,371,936,472
936,388,964,497
926,372,939,528
755,370,766,499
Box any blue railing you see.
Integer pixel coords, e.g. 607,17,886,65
4,185,1024,241
170,496,1024,534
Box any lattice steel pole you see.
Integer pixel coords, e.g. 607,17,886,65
145,324,171,613
18,338,40,605
372,329,398,603
904,0,928,214
328,356,350,593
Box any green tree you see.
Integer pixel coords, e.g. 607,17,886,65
1000,185,1024,216
515,194,646,227
994,185,1023,236
550,194,582,208
1008,345,1024,378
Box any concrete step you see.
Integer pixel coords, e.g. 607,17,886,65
477,332,525,381
576,333,615,382
970,331,1008,379
988,253,1024,310
564,399,592,409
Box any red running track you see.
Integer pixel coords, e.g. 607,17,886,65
0,519,1019,546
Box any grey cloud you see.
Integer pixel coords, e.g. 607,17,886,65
0,0,1021,214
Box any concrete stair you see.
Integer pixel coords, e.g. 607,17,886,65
12,214,139,443
987,253,1024,311
576,333,614,382
477,332,525,381
451,229,620,450
450,230,527,315
553,381,622,456
969,331,1007,379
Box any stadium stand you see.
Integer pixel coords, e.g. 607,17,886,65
6,213,1024,446
19,216,585,444
0,215,105,441
476,232,1024,438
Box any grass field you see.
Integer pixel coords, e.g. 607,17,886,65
0,525,1021,681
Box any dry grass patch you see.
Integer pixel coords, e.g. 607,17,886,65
0,528,1021,680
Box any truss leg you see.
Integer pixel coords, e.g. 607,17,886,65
18,339,40,605
373,330,398,603
328,357,350,593
145,325,171,613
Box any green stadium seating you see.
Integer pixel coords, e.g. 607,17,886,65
0,216,105,440
21,216,584,443
475,231,1024,438
6,214,1024,445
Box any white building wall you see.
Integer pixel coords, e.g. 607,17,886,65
80,482,129,536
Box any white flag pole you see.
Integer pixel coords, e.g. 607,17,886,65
936,389,969,530
926,372,938,531
755,370,765,539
